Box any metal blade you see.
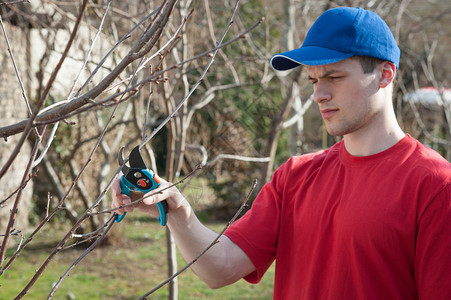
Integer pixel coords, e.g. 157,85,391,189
128,145,147,169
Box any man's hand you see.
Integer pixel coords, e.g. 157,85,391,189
111,174,190,219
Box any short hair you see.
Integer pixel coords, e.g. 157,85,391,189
351,56,385,74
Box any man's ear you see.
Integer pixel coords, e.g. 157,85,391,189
379,61,396,88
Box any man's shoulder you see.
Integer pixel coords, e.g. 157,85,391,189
406,136,450,169
403,136,451,185
292,142,340,162
280,142,341,174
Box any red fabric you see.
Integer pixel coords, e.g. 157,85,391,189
225,135,451,300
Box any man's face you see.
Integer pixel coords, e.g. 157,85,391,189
307,58,383,137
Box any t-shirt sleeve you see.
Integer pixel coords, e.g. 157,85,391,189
224,161,288,283
415,183,451,299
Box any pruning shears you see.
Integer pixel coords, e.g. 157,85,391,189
115,145,168,226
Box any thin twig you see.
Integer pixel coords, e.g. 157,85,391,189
0,15,36,130
0,0,29,6
74,6,160,97
46,193,51,219
135,9,192,76
141,1,250,147
46,215,116,299
60,235,101,251
68,0,111,102
70,221,111,239
0,170,36,208
32,122,59,167
0,230,21,237
0,139,40,270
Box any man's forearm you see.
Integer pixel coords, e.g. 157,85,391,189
167,206,255,288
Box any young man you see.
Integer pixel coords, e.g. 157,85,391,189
112,7,451,299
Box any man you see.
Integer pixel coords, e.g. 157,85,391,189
112,7,451,299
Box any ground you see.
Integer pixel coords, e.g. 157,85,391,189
0,212,274,299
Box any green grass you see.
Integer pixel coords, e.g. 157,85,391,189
0,213,274,299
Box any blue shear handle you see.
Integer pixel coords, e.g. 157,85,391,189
157,203,167,226
114,176,130,223
115,212,127,223
115,175,166,225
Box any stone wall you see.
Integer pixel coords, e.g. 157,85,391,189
0,21,33,235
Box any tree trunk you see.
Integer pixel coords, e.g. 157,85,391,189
165,118,178,300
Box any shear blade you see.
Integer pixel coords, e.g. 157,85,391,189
129,145,148,169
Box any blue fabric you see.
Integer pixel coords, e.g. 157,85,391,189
271,7,400,70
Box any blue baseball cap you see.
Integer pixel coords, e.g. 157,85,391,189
270,7,400,70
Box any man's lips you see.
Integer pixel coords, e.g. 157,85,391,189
320,108,338,119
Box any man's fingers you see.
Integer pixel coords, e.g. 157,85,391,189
111,176,132,214
123,198,134,213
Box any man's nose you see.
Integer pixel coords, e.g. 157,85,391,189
313,82,331,103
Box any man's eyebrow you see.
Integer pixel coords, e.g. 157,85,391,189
308,70,343,80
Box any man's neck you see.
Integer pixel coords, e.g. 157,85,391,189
343,124,405,157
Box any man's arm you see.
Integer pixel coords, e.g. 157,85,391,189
415,184,451,300
111,176,256,288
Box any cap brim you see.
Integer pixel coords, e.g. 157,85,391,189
270,46,354,71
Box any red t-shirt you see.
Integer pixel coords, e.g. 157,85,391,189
225,135,451,299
